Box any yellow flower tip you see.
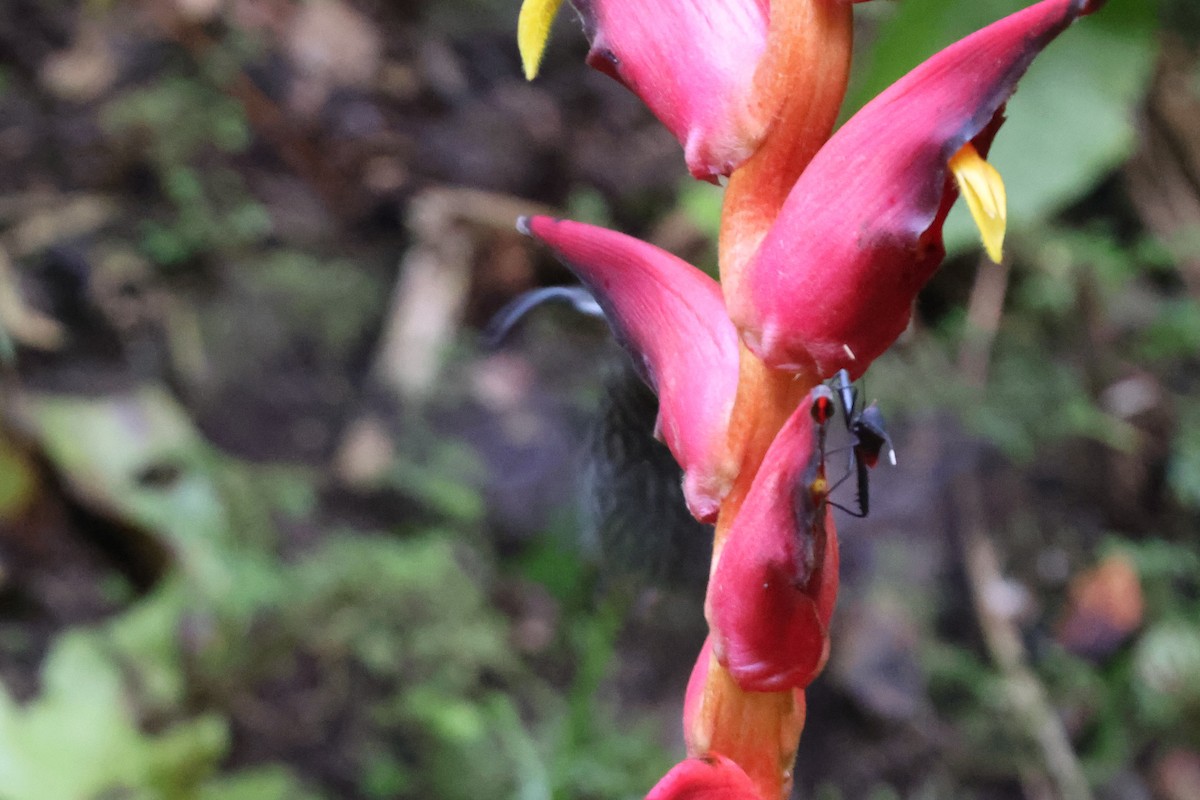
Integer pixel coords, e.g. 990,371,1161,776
949,142,1007,264
517,0,563,80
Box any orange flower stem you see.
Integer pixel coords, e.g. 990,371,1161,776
692,346,818,800
693,4,853,796
715,344,816,552
691,659,807,800
720,0,854,302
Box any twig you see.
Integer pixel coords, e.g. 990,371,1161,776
955,477,1094,800
370,188,553,401
953,255,1094,800
331,187,554,487
957,254,1011,388
0,245,65,352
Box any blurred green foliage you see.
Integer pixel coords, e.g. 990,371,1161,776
5,380,671,799
0,632,285,800
1167,402,1200,508
101,65,269,266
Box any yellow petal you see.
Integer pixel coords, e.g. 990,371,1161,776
518,0,563,80
949,142,1007,264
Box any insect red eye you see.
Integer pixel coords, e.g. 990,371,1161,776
810,386,835,423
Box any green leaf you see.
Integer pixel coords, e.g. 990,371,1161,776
848,0,1159,255
1168,401,1200,510
0,633,228,800
20,387,284,617
1133,619,1200,726
199,766,323,800
0,436,37,520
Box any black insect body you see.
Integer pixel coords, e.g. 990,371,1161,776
802,383,838,514
487,285,712,590
828,369,896,518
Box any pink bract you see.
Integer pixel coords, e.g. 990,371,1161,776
645,754,762,800
572,0,770,180
706,391,840,692
520,216,740,522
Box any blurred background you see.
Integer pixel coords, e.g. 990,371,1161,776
0,0,1198,798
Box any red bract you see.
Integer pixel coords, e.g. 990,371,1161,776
645,755,761,800
706,390,839,691
532,0,873,183
519,216,739,523
729,0,1104,380
572,0,769,180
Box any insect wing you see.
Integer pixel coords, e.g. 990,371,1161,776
850,403,895,469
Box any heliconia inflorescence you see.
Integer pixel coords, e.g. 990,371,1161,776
513,0,1106,797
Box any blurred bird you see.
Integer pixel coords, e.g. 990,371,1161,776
581,364,713,593
488,286,713,593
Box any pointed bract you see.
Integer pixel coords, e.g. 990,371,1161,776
706,392,839,692
571,0,769,180
521,216,740,522
731,0,1104,379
